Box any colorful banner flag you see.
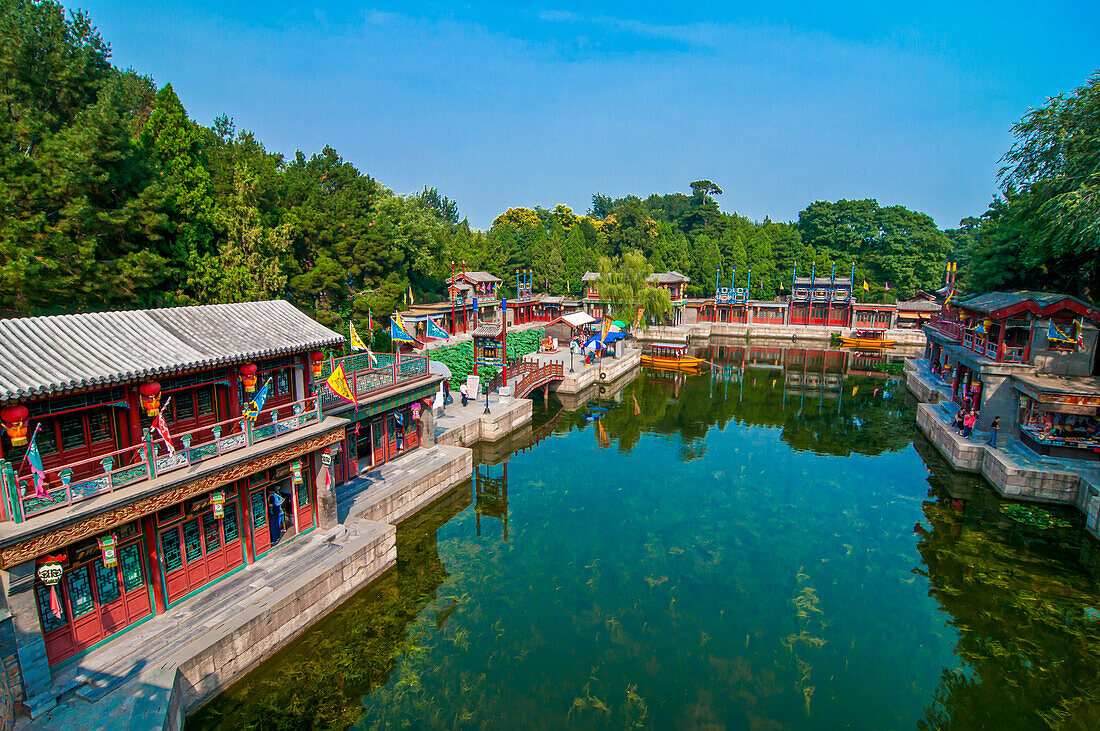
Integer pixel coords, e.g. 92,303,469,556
426,318,451,340
1048,321,1075,344
243,378,272,423
408,285,415,305
601,316,612,342
862,280,870,291
349,322,368,351
151,399,176,453
885,282,891,291
390,313,418,343
634,306,645,329
24,424,48,498
326,364,356,403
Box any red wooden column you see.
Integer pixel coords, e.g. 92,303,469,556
142,515,168,615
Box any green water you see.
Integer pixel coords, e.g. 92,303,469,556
191,355,1100,729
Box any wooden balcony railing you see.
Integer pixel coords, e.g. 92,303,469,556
930,320,964,342
318,354,430,408
1,396,322,524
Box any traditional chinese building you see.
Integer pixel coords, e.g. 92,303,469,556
789,273,854,327
923,291,1100,458
0,302,351,700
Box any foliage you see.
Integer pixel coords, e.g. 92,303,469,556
999,503,1072,529
597,250,672,328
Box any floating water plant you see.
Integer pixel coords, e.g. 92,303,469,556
999,504,1071,529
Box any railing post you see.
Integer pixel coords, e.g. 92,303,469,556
1,461,21,524
145,430,158,480
246,417,254,447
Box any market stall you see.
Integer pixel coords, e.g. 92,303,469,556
1014,375,1100,461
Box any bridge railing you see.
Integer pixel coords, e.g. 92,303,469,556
514,362,564,397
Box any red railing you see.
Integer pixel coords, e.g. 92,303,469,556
931,320,964,342
2,396,322,524
513,362,564,398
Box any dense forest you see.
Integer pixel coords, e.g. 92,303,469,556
2,1,1097,337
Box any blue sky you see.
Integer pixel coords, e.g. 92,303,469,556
79,1,1098,230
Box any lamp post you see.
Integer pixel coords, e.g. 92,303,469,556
569,346,574,373
484,385,491,414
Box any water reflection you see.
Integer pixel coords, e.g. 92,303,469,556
190,350,1100,729
911,435,1100,729
556,344,913,458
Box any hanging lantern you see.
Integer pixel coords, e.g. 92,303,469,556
138,381,162,417
36,554,66,621
309,351,325,379
96,534,118,568
1,404,29,447
239,363,259,393
211,489,225,519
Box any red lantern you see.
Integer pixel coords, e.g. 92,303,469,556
309,351,325,379
1,404,29,447
239,363,259,393
138,381,162,417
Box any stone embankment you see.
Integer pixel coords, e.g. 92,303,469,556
640,322,927,347
905,360,1100,542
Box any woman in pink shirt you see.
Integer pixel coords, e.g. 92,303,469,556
962,411,977,438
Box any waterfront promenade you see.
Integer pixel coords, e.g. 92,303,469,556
905,360,1100,541
15,392,534,730
640,321,927,347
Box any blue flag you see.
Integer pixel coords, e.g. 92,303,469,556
390,316,417,343
25,425,48,498
425,318,450,340
245,378,271,422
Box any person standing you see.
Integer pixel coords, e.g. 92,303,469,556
269,491,286,545
952,409,964,434
962,411,977,438
986,416,1000,446
460,381,469,406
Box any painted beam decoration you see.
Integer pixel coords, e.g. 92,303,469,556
0,425,346,569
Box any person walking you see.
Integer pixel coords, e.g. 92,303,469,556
460,381,469,406
986,416,1000,446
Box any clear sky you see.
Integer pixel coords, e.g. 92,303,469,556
77,1,1098,230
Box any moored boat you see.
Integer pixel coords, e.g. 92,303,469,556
641,343,706,370
838,330,897,348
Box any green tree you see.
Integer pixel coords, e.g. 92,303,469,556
597,250,672,328
998,69,1100,299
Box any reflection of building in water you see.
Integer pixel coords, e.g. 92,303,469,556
473,462,509,541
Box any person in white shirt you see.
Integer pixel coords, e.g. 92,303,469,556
460,382,469,406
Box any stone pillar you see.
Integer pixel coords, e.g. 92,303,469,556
421,407,436,448
314,451,339,530
1,562,55,717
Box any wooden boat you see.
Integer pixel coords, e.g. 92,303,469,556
838,330,896,348
641,343,706,370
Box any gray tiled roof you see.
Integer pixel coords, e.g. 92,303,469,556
449,271,500,284
955,291,1091,315
648,271,690,284
896,300,942,312
470,321,504,338
0,301,343,403
581,271,601,282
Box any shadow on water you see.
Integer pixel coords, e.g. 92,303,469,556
189,344,1100,729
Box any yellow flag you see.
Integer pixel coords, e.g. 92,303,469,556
634,306,645,328
862,280,870,291
326,363,355,403
349,322,367,351
601,316,612,341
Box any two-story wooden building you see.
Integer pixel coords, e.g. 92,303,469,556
0,302,355,706
924,291,1100,458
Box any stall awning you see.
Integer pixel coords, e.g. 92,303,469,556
1013,374,1100,413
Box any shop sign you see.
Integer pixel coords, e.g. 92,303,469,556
1039,394,1100,407
211,490,225,519
291,459,303,485
321,452,333,467
411,402,421,421
96,534,118,568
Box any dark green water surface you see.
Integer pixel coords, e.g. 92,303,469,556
191,353,1100,729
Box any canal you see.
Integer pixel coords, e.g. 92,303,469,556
191,350,1100,729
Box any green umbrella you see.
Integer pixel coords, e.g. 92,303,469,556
611,320,628,328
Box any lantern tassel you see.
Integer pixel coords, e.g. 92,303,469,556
49,585,62,619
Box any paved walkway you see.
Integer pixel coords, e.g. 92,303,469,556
18,519,389,730
336,445,469,523
926,399,1100,484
